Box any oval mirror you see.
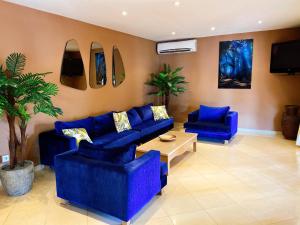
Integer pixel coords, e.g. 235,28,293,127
60,39,87,90
89,42,107,88
112,46,125,87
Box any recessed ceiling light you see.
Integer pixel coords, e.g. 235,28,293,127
121,11,128,16
258,20,263,24
174,1,180,6
211,27,216,31
171,31,176,35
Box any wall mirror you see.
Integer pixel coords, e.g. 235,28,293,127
89,42,107,88
60,39,87,90
112,46,125,87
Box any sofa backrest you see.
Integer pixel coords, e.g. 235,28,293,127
92,112,116,137
55,117,94,135
135,103,154,122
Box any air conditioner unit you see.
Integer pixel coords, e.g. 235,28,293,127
156,39,197,54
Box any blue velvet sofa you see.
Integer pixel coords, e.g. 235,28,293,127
55,145,168,224
39,103,174,167
184,105,238,143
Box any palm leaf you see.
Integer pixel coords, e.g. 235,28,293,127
6,53,26,77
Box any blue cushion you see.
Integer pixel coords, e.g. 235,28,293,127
92,130,140,147
184,121,229,132
93,112,115,136
133,118,174,138
127,108,143,127
198,105,230,122
55,117,94,135
135,103,153,121
160,162,168,177
78,141,136,164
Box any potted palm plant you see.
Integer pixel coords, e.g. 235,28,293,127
146,64,188,110
0,53,62,196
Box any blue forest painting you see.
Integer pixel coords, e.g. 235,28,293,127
218,39,253,89
95,52,107,85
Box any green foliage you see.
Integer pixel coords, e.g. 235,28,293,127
146,64,188,97
0,53,62,124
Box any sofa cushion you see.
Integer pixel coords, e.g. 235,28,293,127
93,112,115,136
92,130,140,147
127,108,143,127
78,141,136,164
135,103,154,121
62,128,93,146
198,105,230,122
184,121,229,132
113,111,132,133
133,118,174,138
55,117,94,135
151,105,169,121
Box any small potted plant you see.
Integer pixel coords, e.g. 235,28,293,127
146,64,188,111
0,53,62,196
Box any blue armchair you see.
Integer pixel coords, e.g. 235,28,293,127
55,149,166,224
184,105,238,143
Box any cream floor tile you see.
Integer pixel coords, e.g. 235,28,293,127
170,210,217,225
134,216,174,225
177,175,217,193
270,219,300,225
192,189,236,210
206,204,261,225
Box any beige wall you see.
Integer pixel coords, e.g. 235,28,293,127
0,2,158,160
160,28,300,131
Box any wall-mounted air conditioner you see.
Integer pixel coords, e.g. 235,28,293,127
156,39,197,54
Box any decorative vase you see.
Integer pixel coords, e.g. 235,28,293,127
282,105,300,140
0,160,34,196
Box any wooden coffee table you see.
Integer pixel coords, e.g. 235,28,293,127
136,131,197,173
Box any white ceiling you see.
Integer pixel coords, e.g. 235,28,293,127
5,0,300,41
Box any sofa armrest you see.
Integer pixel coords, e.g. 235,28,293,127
39,130,77,167
225,111,238,136
54,150,161,222
188,109,199,122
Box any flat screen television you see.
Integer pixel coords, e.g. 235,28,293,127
270,40,300,74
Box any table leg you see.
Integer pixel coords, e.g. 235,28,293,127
193,141,197,152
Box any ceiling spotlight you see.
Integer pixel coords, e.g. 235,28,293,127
174,1,180,6
211,27,216,31
171,31,176,35
258,20,263,24
122,11,128,16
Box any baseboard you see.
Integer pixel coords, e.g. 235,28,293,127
238,128,281,137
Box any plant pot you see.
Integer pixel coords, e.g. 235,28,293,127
282,105,300,140
0,160,34,196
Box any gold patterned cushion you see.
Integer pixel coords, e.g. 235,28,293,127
62,128,93,146
113,111,132,133
151,105,169,121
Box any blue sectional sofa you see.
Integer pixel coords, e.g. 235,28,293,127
55,144,168,224
39,103,174,167
184,105,238,143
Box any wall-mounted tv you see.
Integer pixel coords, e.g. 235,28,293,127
270,40,300,74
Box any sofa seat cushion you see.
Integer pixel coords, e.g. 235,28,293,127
184,121,229,132
160,162,168,177
55,117,94,135
78,141,136,164
185,128,232,140
92,130,140,147
198,105,230,123
133,118,174,138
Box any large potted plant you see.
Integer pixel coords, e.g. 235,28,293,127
146,64,188,111
0,53,62,196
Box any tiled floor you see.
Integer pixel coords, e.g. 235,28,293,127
1,134,300,225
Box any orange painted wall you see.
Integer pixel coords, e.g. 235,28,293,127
160,28,300,131
0,2,158,160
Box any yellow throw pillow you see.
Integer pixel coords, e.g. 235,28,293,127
62,128,93,146
151,105,169,121
113,111,132,133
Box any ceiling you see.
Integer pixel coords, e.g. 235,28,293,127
6,0,300,41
